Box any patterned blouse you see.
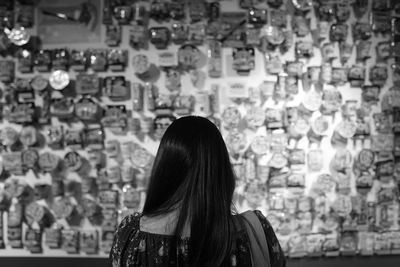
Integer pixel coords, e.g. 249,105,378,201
109,210,286,267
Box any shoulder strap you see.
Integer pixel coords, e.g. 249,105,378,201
241,211,271,267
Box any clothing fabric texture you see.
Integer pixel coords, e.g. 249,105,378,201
109,210,286,267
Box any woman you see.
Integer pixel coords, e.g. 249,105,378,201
110,116,285,267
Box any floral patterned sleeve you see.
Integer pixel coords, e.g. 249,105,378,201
254,210,286,267
109,214,138,267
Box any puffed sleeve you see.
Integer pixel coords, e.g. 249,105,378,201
109,214,138,267
254,210,286,267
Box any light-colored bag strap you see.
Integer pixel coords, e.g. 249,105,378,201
241,211,271,267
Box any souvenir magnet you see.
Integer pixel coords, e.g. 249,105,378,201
1,127,19,147
321,87,342,115
149,27,170,49
308,149,324,172
173,95,195,115
330,23,348,42
165,67,181,93
171,23,188,45
246,106,266,129
270,9,286,27
154,115,176,139
30,75,48,92
178,44,201,70
288,173,305,188
371,11,391,33
302,89,322,112
158,51,177,67
50,98,74,120
265,108,286,129
248,8,267,28
99,190,119,209
76,73,100,95
296,41,314,59
318,3,335,22
19,126,37,147
188,21,207,45
340,231,357,255
232,47,255,76
321,43,336,62
170,1,185,21
362,85,380,104
150,0,170,22
356,40,372,61
331,68,348,86
5,26,30,46
348,65,365,87
83,126,104,150
64,151,83,172
33,50,52,72
132,2,149,25
131,83,144,111
288,149,305,166
122,184,141,210
129,24,148,50
7,102,36,124
189,1,206,23
18,49,33,73
108,49,128,71
61,229,79,254
103,76,130,101
339,42,353,65
250,135,270,155
70,50,87,71
105,25,121,47
311,116,329,136
0,60,15,83
353,0,368,19
292,15,310,37
336,3,350,22
38,152,59,173
101,105,128,135
132,54,150,78
353,22,372,41
88,49,108,72
74,97,102,122
49,70,70,90
25,201,53,228
102,231,115,253
2,152,23,175
80,230,98,254
369,65,388,86
114,6,132,25
376,41,391,61
336,120,357,139
51,48,69,71
7,200,23,248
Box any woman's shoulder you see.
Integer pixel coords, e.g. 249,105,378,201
240,209,276,236
114,212,142,236
239,210,269,224
247,210,286,267
110,212,142,266
253,210,273,228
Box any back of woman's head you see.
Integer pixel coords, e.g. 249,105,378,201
143,116,236,266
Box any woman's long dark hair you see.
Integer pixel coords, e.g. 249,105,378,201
142,116,237,266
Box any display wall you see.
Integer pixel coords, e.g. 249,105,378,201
0,0,400,262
